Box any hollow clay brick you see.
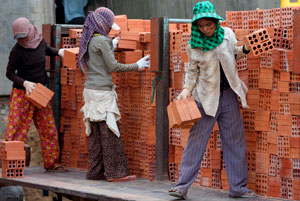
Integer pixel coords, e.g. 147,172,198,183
69,29,82,38
26,83,54,109
244,28,274,56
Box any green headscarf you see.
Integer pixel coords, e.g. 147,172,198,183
189,1,225,52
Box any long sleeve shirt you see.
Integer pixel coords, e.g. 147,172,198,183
184,27,249,117
84,35,138,91
82,35,139,137
6,39,59,90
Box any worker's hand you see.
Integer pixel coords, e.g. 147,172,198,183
242,36,251,51
23,81,36,95
58,49,64,58
137,55,150,71
177,88,191,100
243,44,250,52
112,37,120,49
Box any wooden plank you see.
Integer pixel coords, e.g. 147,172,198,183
0,166,278,201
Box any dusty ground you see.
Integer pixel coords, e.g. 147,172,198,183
1,123,69,201
0,97,71,201
23,124,72,201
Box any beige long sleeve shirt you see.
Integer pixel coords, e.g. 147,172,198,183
184,27,249,117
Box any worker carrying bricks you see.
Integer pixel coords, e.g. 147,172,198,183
168,1,256,199
78,7,150,182
5,17,66,172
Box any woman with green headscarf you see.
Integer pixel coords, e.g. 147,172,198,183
168,1,256,200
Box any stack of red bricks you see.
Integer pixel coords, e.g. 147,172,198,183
167,98,201,182
168,7,300,201
1,141,25,178
60,28,88,169
109,15,156,180
228,7,300,200
167,25,192,178
169,24,191,90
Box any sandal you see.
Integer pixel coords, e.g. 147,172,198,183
168,189,187,200
230,190,256,198
46,164,68,172
239,190,256,198
107,175,136,182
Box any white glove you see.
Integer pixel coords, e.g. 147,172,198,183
58,49,64,58
23,81,36,95
112,37,120,49
137,55,150,71
177,88,191,100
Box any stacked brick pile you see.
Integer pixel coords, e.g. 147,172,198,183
1,141,25,178
228,7,300,200
110,15,156,180
167,7,300,200
60,29,88,169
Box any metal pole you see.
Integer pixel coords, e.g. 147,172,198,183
154,17,170,180
50,24,62,133
154,17,191,180
168,19,191,24
54,24,83,35
54,24,83,29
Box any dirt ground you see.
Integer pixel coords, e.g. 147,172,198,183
23,124,71,201
0,120,71,201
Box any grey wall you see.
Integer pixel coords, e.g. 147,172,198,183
88,0,281,20
0,0,55,95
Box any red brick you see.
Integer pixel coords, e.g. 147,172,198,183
69,29,82,38
26,83,54,109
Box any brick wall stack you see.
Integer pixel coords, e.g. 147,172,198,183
167,7,300,200
227,7,300,200
109,16,156,180
1,141,25,178
60,29,88,169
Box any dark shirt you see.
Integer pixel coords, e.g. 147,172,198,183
6,39,58,90
220,45,250,91
220,64,230,91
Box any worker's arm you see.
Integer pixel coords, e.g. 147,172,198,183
6,46,24,87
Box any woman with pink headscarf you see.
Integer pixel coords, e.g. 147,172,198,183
79,7,150,182
5,17,65,171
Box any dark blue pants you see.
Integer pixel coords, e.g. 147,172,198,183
174,89,248,197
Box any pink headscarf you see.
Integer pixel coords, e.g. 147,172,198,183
12,17,42,49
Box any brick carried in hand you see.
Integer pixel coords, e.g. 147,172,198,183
244,28,274,56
